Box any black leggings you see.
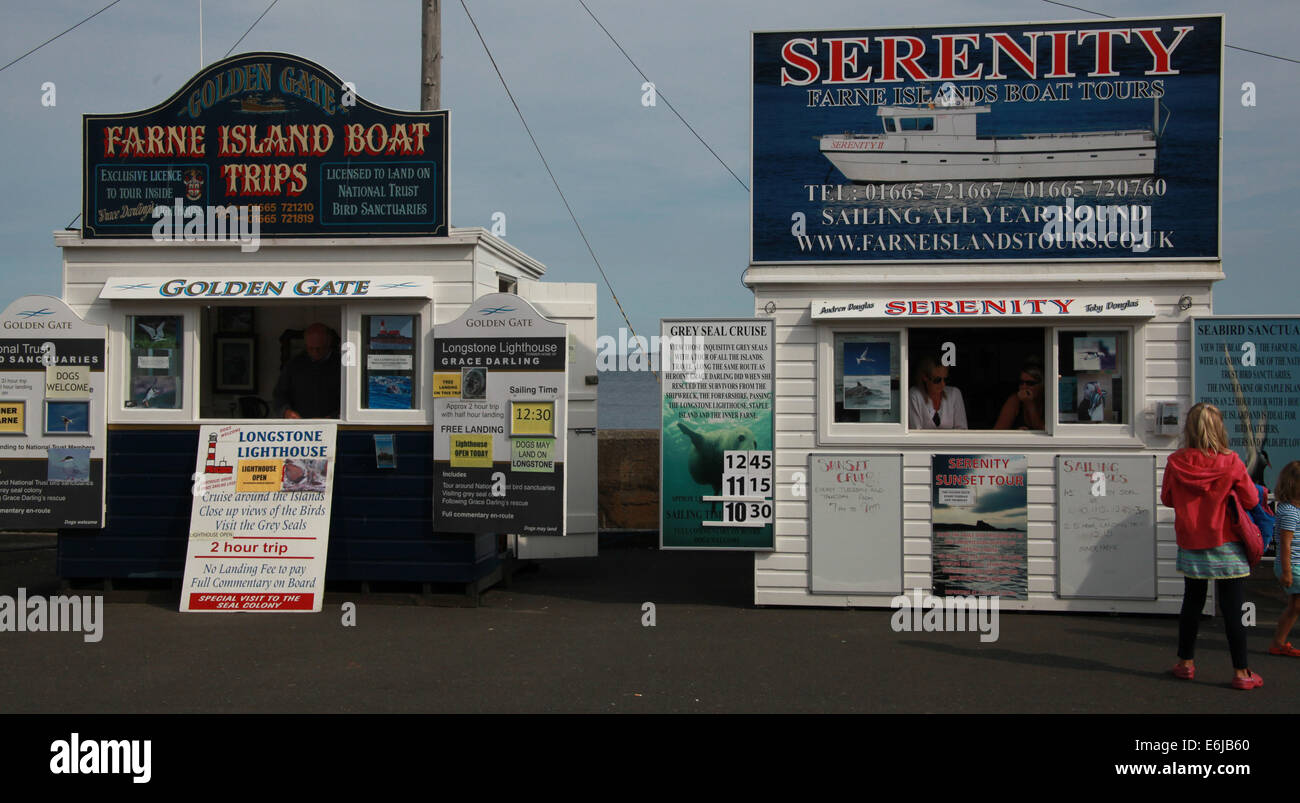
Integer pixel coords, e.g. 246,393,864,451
1178,577,1249,670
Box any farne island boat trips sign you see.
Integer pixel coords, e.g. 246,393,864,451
83,52,448,239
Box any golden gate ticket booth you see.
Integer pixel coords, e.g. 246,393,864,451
50,52,597,607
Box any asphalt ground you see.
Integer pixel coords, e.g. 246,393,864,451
2,532,1299,716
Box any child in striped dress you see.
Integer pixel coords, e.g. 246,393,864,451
1270,461,1300,657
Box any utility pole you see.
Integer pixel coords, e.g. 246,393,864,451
421,0,441,110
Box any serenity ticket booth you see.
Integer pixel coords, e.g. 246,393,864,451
48,51,598,598
747,15,1226,613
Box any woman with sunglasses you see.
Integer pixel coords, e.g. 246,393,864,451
908,357,968,429
994,365,1046,430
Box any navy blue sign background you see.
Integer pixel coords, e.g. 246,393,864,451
752,16,1221,263
83,52,448,238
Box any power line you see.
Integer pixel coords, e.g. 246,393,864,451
577,0,749,192
64,0,283,231
457,0,651,368
225,0,281,57
0,0,126,75
1040,0,1114,17
1227,44,1300,66
1040,0,1300,65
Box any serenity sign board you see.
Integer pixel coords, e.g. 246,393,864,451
83,52,448,239
752,16,1222,263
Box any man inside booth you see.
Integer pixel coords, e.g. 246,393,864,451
274,322,341,419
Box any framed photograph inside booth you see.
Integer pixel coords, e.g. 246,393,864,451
214,337,257,393
833,332,901,424
127,314,183,409
362,314,418,410
217,306,255,335
1057,330,1129,425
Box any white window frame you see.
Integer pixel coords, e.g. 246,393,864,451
111,304,198,424
1053,324,1140,436
817,321,1146,448
345,301,432,425
818,325,906,444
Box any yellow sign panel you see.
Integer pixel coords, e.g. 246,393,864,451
510,400,555,436
237,460,283,492
433,372,462,397
450,434,493,468
0,401,24,433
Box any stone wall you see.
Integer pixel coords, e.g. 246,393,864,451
598,429,658,530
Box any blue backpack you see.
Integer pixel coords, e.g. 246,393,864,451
1249,484,1276,551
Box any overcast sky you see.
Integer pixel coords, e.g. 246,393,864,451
1,0,1295,339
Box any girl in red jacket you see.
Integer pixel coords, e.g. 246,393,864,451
1161,402,1262,689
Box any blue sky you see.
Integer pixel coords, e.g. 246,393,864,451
1,0,1295,339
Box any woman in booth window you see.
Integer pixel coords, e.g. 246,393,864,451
908,356,968,430
994,364,1046,430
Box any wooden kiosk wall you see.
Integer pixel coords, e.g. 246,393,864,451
747,265,1220,614
53,229,594,585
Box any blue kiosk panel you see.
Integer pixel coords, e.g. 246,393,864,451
57,427,495,584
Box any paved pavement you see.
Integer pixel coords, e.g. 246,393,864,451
1,532,1298,714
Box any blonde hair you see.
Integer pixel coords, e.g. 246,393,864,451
1182,402,1232,455
914,356,940,390
1276,461,1300,506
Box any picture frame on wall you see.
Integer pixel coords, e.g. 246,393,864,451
217,306,255,335
44,400,91,435
128,314,183,409
279,328,306,370
215,337,257,393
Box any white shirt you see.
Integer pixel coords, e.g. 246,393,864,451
909,385,968,430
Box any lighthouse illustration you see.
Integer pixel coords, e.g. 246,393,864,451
203,433,233,474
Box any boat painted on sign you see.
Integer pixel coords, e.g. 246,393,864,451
819,100,1157,183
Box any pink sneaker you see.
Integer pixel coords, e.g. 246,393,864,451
1169,663,1194,680
1231,671,1263,690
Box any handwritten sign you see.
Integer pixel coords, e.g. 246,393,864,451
809,453,902,593
1056,455,1156,599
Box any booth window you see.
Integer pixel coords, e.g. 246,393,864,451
908,327,1047,430
362,314,418,410
1058,330,1128,424
127,315,183,409
833,332,901,423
